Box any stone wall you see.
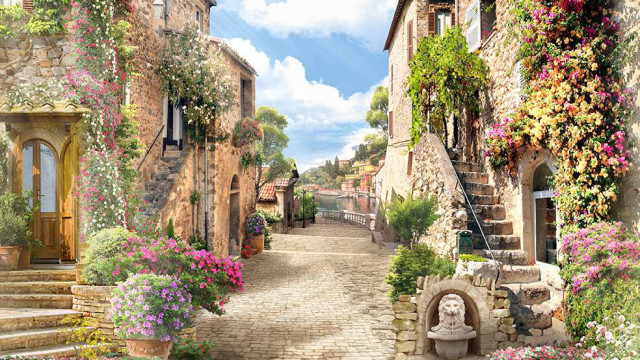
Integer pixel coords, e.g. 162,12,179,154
380,0,429,204
412,133,468,258
157,146,197,238
392,274,515,359
71,285,196,349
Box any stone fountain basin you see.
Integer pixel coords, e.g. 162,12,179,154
428,331,476,360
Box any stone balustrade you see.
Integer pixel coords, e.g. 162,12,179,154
318,210,376,230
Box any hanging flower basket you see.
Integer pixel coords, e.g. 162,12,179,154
233,118,262,147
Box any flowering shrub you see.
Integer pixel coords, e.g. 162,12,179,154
484,0,634,226
486,346,588,360
158,26,236,144
97,236,243,315
560,222,640,338
169,338,215,360
246,213,266,236
241,245,253,258
111,274,193,341
561,222,640,295
234,118,263,146
83,227,135,285
578,314,640,360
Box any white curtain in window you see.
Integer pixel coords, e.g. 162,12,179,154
436,11,451,36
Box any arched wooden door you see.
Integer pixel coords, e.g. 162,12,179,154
22,140,58,260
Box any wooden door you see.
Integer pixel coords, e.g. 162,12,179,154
22,140,59,259
60,138,77,261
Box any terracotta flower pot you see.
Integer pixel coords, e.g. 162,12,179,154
248,234,264,254
17,248,30,269
125,338,173,360
0,247,22,271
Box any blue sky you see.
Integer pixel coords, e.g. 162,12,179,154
210,0,395,171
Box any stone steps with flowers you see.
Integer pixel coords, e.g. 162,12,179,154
0,269,76,309
452,159,566,342
139,145,190,222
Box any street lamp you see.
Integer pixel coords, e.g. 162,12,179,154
152,0,166,20
311,195,316,224
302,190,306,228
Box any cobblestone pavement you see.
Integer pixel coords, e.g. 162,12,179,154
197,219,396,360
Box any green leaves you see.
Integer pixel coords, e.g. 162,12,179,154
406,26,488,149
385,194,440,247
366,86,389,132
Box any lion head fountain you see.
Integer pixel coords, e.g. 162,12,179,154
427,294,477,360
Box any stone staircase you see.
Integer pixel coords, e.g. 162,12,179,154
139,145,189,222
0,268,88,357
452,160,566,344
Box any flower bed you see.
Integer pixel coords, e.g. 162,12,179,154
487,346,588,360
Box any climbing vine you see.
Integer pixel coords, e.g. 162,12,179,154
0,0,70,40
406,26,488,149
66,0,135,238
158,26,236,145
485,0,636,227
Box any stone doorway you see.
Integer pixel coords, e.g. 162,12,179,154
532,163,557,264
228,175,240,256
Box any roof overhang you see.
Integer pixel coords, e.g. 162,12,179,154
208,36,258,76
0,100,89,123
384,0,408,51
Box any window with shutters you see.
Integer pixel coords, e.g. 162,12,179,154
407,20,414,62
435,10,451,36
389,111,394,138
481,0,497,42
465,0,481,51
1,0,22,6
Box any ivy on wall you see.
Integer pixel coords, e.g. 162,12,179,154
406,26,488,150
0,0,69,40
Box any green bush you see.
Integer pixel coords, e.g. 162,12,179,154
386,195,439,247
386,244,456,302
0,192,36,247
170,338,215,360
83,226,135,285
255,209,282,224
459,254,488,263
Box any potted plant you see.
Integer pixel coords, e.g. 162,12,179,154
0,193,35,270
246,213,266,254
111,273,193,360
241,245,253,259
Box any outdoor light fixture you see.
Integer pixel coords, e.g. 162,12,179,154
152,0,165,20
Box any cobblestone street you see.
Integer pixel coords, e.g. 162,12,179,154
196,219,396,359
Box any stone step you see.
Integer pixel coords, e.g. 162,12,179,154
0,327,74,352
0,343,98,357
473,235,521,250
503,282,551,305
463,182,494,196
517,318,570,346
467,194,499,206
0,309,81,332
510,302,555,331
145,180,159,192
163,149,182,158
474,250,529,265
152,171,169,181
468,205,506,221
0,281,75,295
469,220,513,235
452,161,482,173
459,171,488,185
0,270,76,283
0,294,73,309
500,265,540,284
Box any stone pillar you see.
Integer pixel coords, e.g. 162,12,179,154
392,294,418,359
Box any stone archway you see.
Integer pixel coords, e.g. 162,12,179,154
228,175,240,256
518,151,558,265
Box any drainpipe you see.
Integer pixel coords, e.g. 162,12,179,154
204,135,209,251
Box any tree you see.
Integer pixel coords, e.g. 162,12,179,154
255,106,293,199
357,144,366,160
386,195,440,248
334,156,340,175
366,86,389,132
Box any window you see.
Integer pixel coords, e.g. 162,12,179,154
196,10,201,32
241,78,252,118
388,111,394,138
466,0,497,51
1,0,22,6
407,151,413,176
435,10,451,36
407,20,414,62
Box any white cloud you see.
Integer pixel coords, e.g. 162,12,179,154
220,0,398,50
222,38,388,172
224,38,387,129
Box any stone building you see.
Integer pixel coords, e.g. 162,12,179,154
257,176,300,230
0,0,257,261
384,0,640,355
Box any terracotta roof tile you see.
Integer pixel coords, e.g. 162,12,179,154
258,183,277,202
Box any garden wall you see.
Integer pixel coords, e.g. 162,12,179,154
71,285,196,349
411,133,468,258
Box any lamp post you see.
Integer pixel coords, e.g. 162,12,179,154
311,195,316,224
302,189,306,228
152,0,165,20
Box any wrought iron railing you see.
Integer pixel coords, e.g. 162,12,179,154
137,125,166,172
